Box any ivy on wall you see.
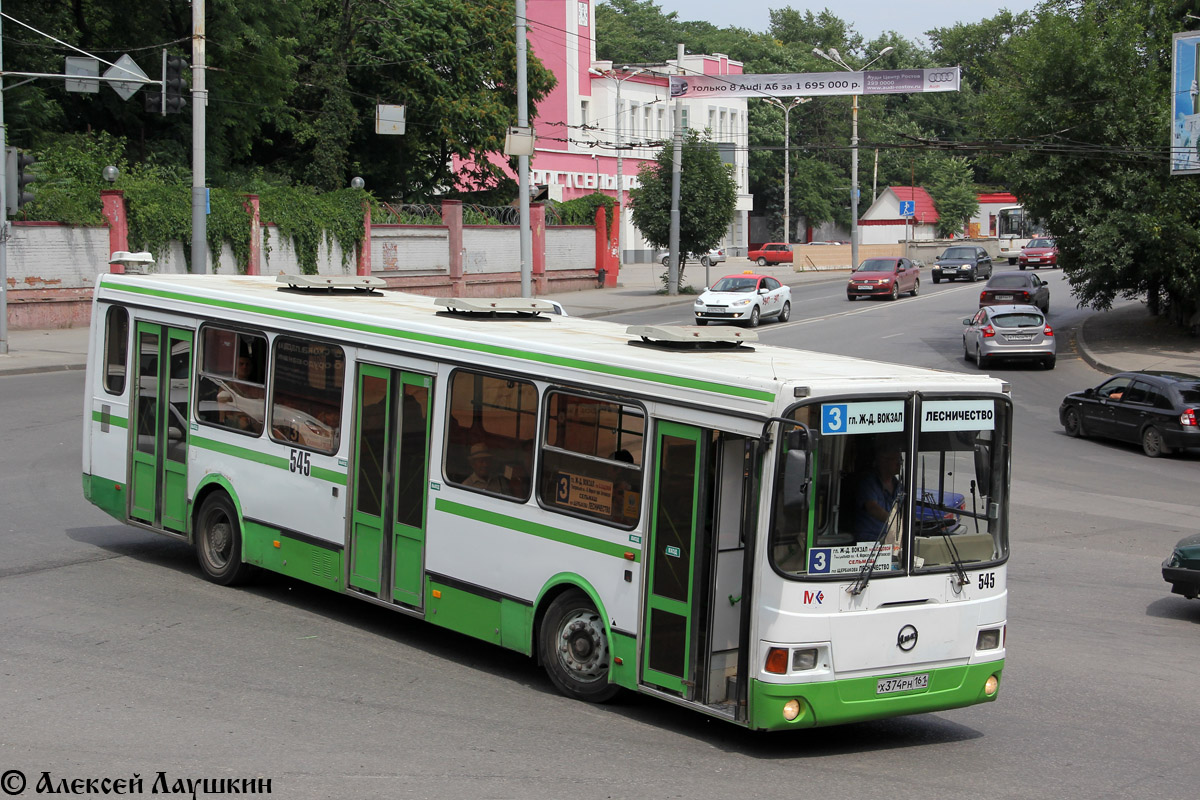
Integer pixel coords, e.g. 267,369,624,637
551,192,616,233
17,132,373,275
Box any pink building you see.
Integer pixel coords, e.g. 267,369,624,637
457,1,753,263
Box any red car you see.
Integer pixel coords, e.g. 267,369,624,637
1018,237,1057,269
747,242,793,266
846,257,921,300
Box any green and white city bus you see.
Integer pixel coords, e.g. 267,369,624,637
82,273,1010,731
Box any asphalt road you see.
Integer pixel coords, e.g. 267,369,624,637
2,273,1198,799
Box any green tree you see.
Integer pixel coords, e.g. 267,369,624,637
595,0,684,64
629,129,737,291
925,157,979,238
983,0,1200,324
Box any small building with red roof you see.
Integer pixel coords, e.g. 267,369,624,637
859,188,1020,243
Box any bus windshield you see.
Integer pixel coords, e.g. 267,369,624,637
769,395,1009,580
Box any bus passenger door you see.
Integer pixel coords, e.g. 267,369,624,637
391,374,431,607
349,365,431,607
129,323,192,533
349,365,392,595
642,421,703,698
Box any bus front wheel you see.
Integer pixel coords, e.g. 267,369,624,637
538,589,620,703
195,492,254,586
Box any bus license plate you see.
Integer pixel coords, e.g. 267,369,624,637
877,674,928,694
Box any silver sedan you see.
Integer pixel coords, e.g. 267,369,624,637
962,304,1056,370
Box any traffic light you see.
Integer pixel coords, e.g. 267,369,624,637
163,54,188,114
5,147,37,215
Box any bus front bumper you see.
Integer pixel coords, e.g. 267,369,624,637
748,660,1003,731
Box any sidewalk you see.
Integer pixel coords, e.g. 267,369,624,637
2,265,1196,378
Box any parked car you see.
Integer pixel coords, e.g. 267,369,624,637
746,242,793,266
962,304,1056,370
846,257,920,300
1163,533,1200,599
693,272,791,327
659,248,726,268
932,245,993,283
1018,237,1058,270
1059,370,1200,457
979,272,1049,312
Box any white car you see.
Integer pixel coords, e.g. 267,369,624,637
659,248,726,268
693,272,792,327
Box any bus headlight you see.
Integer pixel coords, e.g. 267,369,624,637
984,675,999,696
782,699,802,721
792,648,818,671
976,628,1002,651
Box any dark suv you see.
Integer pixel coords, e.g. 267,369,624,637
933,246,993,283
1059,370,1200,457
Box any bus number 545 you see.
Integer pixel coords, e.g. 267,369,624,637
289,449,311,477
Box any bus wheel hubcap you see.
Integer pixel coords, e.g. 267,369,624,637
208,519,231,563
558,610,608,680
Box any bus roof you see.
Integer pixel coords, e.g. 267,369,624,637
96,274,1005,416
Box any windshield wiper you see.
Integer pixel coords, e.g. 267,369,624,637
847,488,905,596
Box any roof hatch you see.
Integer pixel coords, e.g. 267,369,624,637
625,325,757,349
276,274,385,292
435,297,558,317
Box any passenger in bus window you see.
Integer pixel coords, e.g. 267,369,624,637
463,442,511,494
853,444,902,542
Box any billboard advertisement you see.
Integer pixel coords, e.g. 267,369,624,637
668,68,959,100
1172,31,1200,175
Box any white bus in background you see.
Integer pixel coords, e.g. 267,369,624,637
82,273,1011,732
996,205,1050,263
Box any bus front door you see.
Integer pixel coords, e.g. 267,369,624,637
349,364,431,607
642,421,703,699
129,323,193,533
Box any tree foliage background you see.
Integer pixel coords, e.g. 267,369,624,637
2,0,555,200
629,129,737,285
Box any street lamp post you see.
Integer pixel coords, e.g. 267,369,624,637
812,46,892,269
589,66,646,262
764,96,809,243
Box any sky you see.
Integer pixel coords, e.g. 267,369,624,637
650,1,1044,46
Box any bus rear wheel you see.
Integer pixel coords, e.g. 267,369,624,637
195,492,254,586
538,589,620,703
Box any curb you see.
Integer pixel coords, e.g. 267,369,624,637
1073,310,1120,377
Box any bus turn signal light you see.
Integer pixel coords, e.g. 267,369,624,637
765,647,788,674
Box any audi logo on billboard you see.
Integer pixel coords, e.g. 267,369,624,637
928,71,956,83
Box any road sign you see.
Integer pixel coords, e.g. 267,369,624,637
899,200,915,217
65,57,100,94
103,54,149,101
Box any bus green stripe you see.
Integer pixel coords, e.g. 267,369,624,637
435,498,641,563
191,435,347,485
105,283,774,403
91,410,129,428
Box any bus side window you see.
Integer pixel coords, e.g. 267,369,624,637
195,327,267,436
269,337,345,455
103,306,130,395
445,369,535,500
537,390,644,527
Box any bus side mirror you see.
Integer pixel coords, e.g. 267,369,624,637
974,443,991,496
782,450,810,509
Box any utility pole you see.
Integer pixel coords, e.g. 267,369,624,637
516,0,532,297
667,43,683,295
765,96,808,243
1,5,8,354
191,0,207,273
813,45,893,271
